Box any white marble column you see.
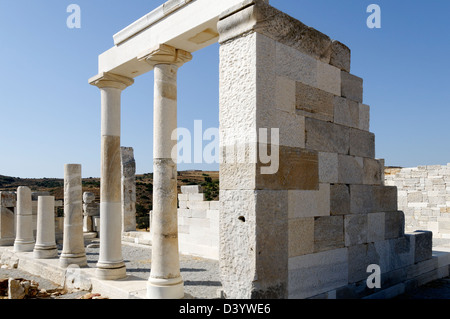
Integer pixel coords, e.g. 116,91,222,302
89,72,134,280
139,44,192,299
14,186,34,252
34,196,58,259
59,164,87,268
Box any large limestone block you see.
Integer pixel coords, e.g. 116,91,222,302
219,189,288,299
347,243,379,283
330,40,351,73
344,214,368,246
389,236,415,271
314,216,344,252
288,248,348,299
338,155,363,185
288,183,330,219
275,76,296,113
219,0,333,63
385,211,405,240
334,96,360,129
305,118,350,154
296,82,334,122
330,184,350,216
367,212,386,242
319,152,338,183
288,218,314,257
349,128,375,158
363,158,383,185
373,186,398,212
341,71,363,103
408,231,432,263
350,184,378,214
359,104,370,131
221,146,319,191
181,185,203,194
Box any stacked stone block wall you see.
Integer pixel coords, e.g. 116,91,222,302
217,0,439,299
385,164,450,239
178,185,219,260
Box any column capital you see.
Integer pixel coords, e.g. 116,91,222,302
89,72,134,90
138,44,192,67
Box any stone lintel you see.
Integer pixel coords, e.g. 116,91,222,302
137,44,192,67
218,0,351,69
89,72,134,90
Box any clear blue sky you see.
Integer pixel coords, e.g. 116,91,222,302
0,0,449,178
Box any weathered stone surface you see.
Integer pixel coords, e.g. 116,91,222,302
256,146,319,191
385,211,405,240
314,216,344,252
60,164,87,268
363,158,383,185
334,96,359,128
410,231,433,263
121,147,136,232
344,214,368,246
330,184,350,216
305,118,349,154
288,218,314,257
181,185,203,194
373,186,398,212
338,155,363,184
341,71,363,103
296,81,334,122
367,212,385,242
288,183,330,219
219,1,333,63
349,128,375,158
350,184,374,214
0,192,16,208
288,248,348,299
319,152,338,183
330,40,351,73
348,243,379,283
275,76,295,112
8,278,25,299
359,104,370,131
219,189,288,299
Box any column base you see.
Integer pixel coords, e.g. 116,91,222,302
147,277,184,299
33,245,58,259
59,253,87,268
13,241,35,253
95,262,127,280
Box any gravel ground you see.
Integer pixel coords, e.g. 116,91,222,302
1,242,222,299
1,240,450,300
86,242,222,299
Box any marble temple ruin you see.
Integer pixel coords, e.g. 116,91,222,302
0,0,449,300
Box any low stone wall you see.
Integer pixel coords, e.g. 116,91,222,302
385,164,450,239
122,185,219,260
178,186,219,260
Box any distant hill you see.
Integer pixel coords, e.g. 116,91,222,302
0,171,219,230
